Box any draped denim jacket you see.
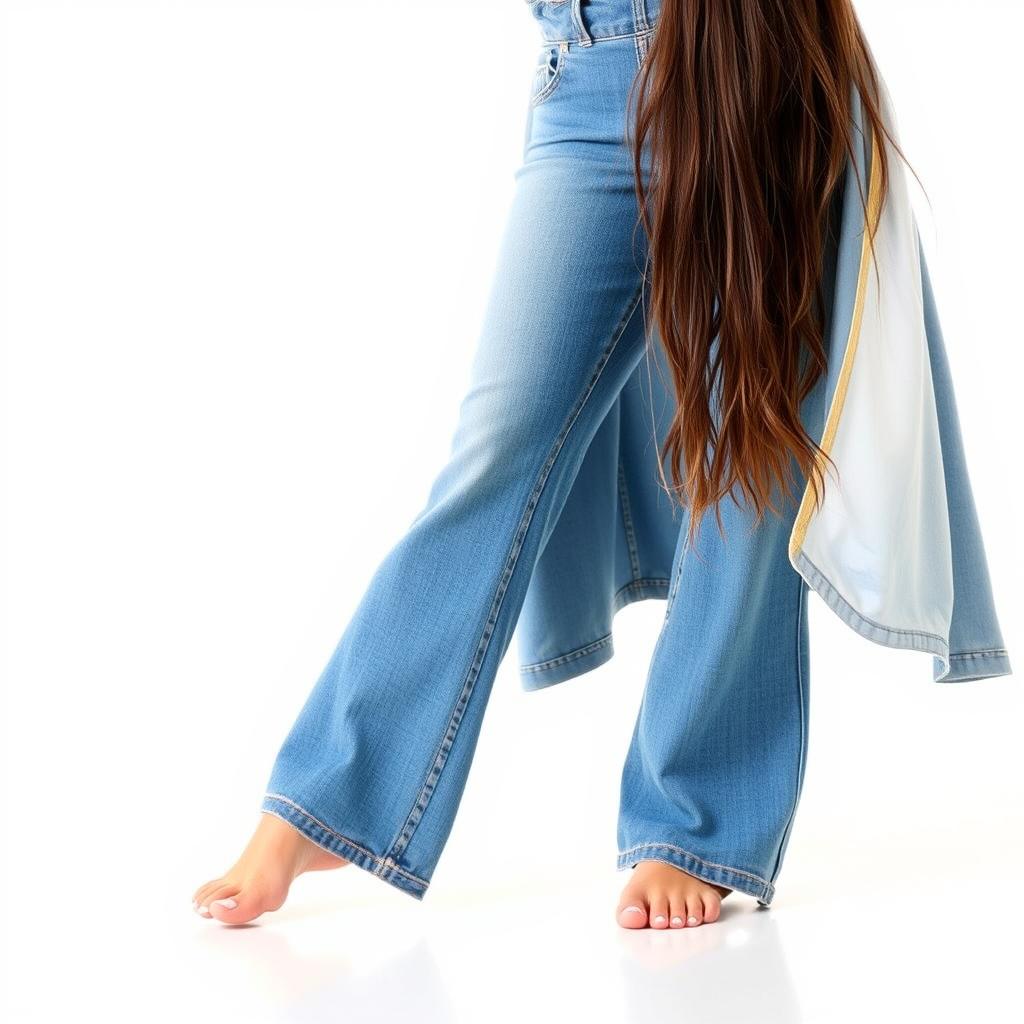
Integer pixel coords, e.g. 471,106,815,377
515,77,1013,691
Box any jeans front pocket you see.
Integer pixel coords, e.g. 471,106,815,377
530,40,569,107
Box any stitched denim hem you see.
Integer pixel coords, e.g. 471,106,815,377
934,648,1013,683
792,549,948,657
519,578,670,690
794,548,1014,683
261,793,428,901
617,842,776,906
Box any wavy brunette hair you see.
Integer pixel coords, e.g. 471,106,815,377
628,0,917,544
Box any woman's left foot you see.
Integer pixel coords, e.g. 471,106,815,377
616,860,732,929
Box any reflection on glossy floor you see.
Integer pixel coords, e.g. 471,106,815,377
9,846,1016,1024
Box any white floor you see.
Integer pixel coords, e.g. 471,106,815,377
3,597,1021,1024
3,586,1020,1024
3,834,1017,1024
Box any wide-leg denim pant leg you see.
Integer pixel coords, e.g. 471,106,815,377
616,370,828,906
260,3,662,899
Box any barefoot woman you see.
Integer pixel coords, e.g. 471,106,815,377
193,0,1011,928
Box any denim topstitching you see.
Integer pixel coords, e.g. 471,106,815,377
617,840,775,903
383,281,648,869
263,793,430,895
616,457,643,581
518,578,670,677
793,548,948,654
766,573,808,888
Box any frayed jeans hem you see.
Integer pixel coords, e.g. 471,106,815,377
261,793,429,901
617,842,776,906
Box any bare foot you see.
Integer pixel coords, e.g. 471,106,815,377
191,811,348,924
615,860,732,929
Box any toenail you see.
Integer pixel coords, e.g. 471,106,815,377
653,915,666,925
198,905,211,915
622,905,644,915
211,898,238,910
687,916,699,925
671,916,684,927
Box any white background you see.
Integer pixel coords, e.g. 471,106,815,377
2,1,1020,1021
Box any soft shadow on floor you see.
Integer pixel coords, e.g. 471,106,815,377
615,902,802,1024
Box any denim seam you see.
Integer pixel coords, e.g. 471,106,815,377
663,534,689,619
541,27,656,47
631,0,651,34
530,44,566,107
768,574,807,888
385,281,648,866
793,549,948,650
262,793,429,891
616,457,643,581
631,0,650,68
518,578,670,675
259,809,425,900
521,633,612,673
948,648,1009,660
618,842,774,900
633,30,649,69
568,0,593,46
613,576,670,606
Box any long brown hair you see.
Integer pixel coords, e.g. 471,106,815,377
628,0,917,545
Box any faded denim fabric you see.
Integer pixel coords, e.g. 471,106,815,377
260,0,1009,906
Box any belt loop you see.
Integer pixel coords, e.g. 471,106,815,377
632,0,650,34
631,0,652,64
570,0,593,47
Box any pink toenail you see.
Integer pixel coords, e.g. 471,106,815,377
623,906,644,914
653,915,666,925
211,898,238,910
198,905,211,915
671,917,684,926
687,916,699,925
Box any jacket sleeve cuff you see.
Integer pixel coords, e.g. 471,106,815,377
935,649,1013,683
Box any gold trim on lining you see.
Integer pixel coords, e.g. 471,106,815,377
788,124,885,560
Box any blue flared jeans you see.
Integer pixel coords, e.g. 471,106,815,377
261,0,826,906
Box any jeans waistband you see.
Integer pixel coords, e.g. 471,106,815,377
526,0,662,46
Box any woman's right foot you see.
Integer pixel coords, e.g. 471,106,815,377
192,811,348,924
